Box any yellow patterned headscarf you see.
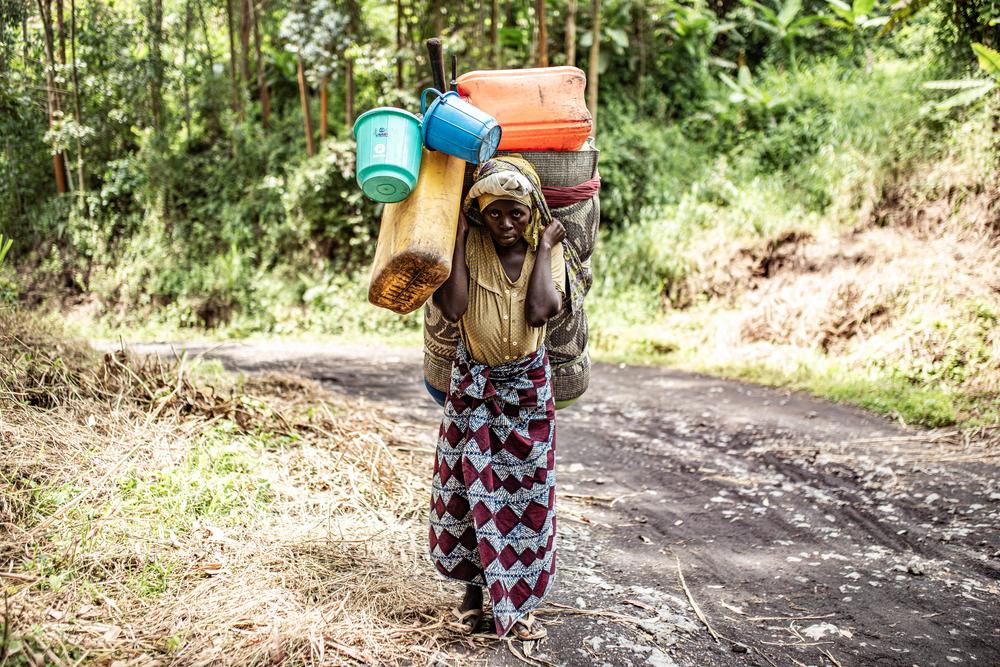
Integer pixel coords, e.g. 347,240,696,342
463,156,550,250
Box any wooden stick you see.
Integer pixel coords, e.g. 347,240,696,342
823,649,844,667
747,613,835,622
675,555,721,643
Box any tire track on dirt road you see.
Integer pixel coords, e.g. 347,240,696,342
123,341,1000,667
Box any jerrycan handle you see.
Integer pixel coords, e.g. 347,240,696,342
421,88,444,116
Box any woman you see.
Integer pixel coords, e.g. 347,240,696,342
428,156,565,640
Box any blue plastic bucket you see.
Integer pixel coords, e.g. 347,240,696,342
421,88,502,164
353,107,422,203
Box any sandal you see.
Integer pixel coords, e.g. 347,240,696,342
448,607,483,635
511,613,547,641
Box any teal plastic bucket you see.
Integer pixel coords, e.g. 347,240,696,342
421,89,502,165
353,107,422,203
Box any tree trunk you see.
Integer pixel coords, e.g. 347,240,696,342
182,0,193,138
587,0,599,136
22,12,29,67
345,59,354,129
239,0,252,88
636,4,645,105
196,0,215,66
36,0,67,194
565,0,576,67
298,56,315,156
148,0,164,130
396,0,404,91
70,0,84,200
226,0,242,117
490,0,500,68
249,0,270,128
55,0,66,65
319,75,328,142
477,0,485,65
55,0,72,189
535,0,547,67
431,0,443,38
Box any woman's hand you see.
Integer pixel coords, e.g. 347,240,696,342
540,221,566,249
457,210,469,240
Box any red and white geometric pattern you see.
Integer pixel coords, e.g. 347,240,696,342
429,341,558,637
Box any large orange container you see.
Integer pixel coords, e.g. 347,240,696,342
455,66,592,151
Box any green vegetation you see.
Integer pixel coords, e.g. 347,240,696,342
1,0,997,425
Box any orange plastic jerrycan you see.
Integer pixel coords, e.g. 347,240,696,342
456,66,592,151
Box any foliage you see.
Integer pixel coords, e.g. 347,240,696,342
825,0,889,32
741,0,826,66
718,65,784,110
922,42,1000,112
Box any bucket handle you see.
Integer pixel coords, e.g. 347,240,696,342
421,88,445,116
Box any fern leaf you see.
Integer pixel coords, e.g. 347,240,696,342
971,43,1000,77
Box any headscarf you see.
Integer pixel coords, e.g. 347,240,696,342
462,155,585,314
463,156,551,251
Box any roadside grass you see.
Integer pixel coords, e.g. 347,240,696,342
589,310,997,428
0,308,469,665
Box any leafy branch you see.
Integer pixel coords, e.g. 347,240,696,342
825,0,889,31
741,0,826,67
0,235,12,267
922,43,1000,112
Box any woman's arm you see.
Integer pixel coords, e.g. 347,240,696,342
524,221,566,328
433,212,470,323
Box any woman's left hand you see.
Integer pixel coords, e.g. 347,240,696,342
540,221,566,249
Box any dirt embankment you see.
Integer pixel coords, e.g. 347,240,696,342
671,159,1000,419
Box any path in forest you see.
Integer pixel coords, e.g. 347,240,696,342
126,341,1000,667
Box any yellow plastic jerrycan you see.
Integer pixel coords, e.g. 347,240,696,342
368,148,465,314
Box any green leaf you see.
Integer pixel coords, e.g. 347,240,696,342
606,27,629,50
742,0,777,21
932,83,995,111
922,78,992,90
826,0,853,21
777,0,803,27
879,0,933,35
718,72,742,92
738,65,754,89
0,235,12,266
852,0,875,18
709,56,739,69
862,16,890,28
971,43,1000,77
578,30,593,48
794,14,832,27
751,18,780,33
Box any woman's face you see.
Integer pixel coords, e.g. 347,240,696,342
482,200,531,247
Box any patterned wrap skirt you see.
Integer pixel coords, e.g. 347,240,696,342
428,341,557,637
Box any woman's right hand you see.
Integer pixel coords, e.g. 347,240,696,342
457,211,469,239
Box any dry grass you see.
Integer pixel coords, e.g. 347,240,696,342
0,309,475,666
655,154,1000,424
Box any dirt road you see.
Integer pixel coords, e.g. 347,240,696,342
127,341,1000,667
